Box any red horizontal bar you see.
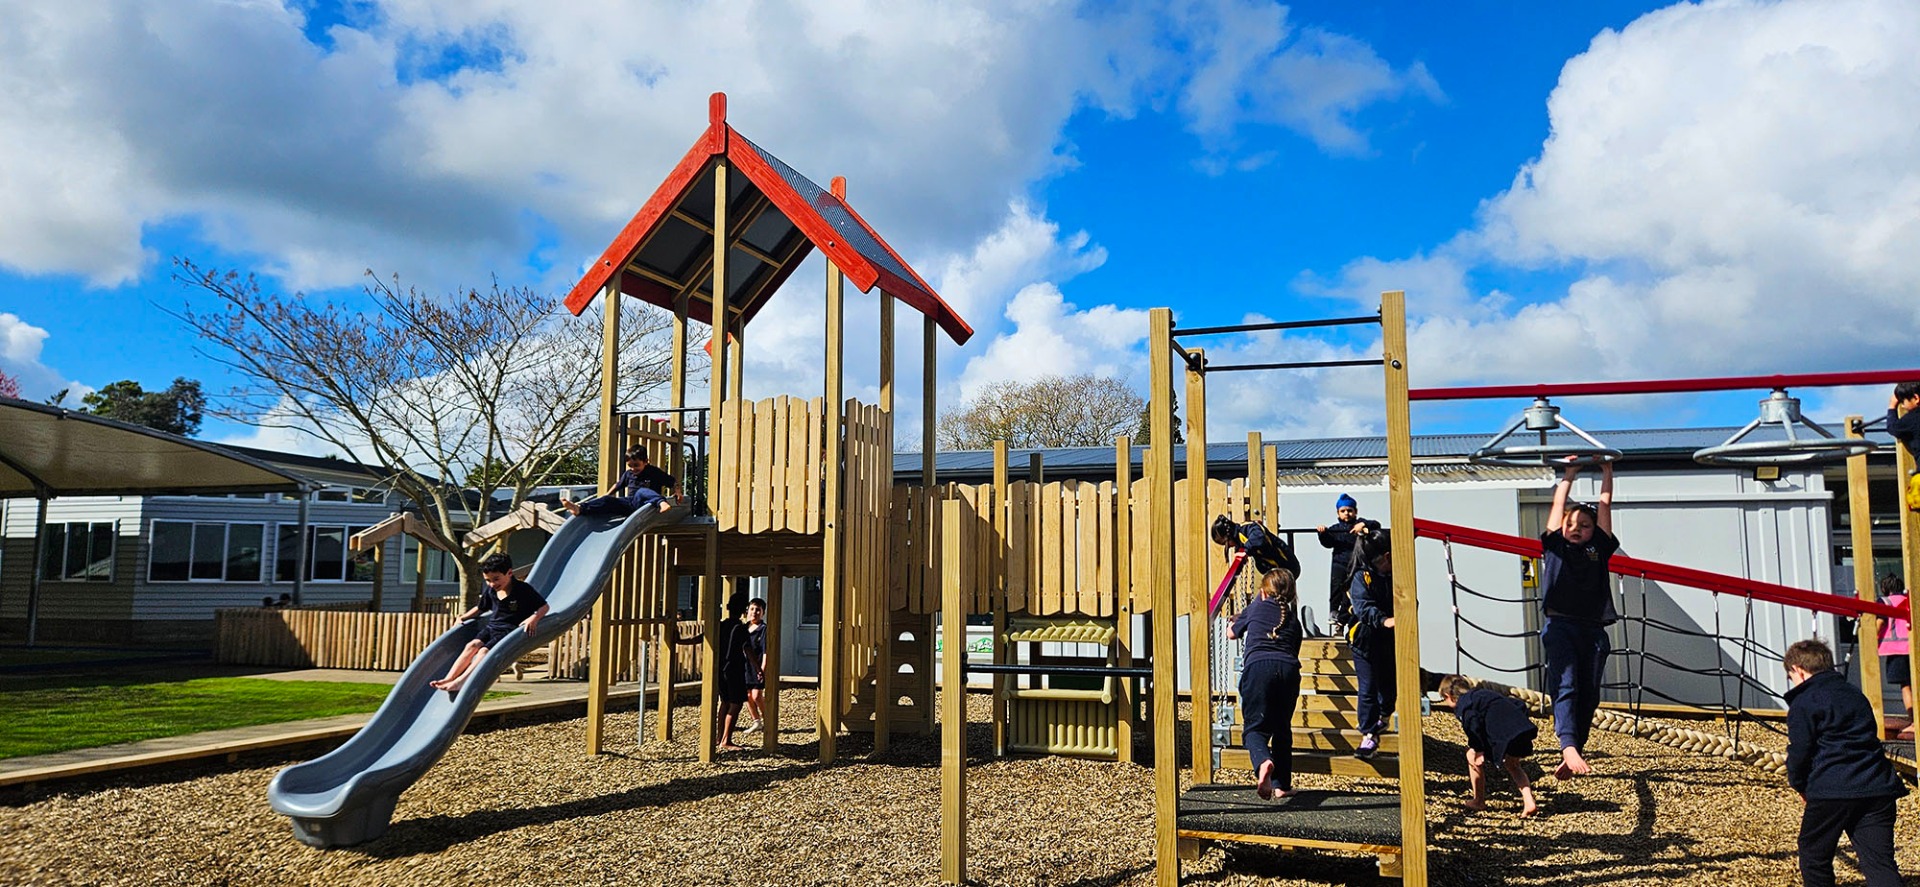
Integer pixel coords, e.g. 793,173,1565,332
1412,518,1907,621
1409,368,1920,402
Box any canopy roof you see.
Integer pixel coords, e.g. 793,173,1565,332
564,93,973,345
0,397,310,498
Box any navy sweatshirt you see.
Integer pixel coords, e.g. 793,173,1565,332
1784,669,1907,801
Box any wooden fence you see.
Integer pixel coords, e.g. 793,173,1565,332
894,476,1264,618
215,607,704,683
714,395,826,533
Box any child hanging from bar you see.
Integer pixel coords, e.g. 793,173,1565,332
1227,568,1305,799
1439,675,1541,816
1539,458,1617,778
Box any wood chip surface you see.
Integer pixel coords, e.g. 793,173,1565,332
0,690,1913,886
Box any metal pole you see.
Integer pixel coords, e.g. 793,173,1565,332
26,495,48,647
293,490,310,604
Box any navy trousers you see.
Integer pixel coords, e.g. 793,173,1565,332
1542,617,1609,750
1798,795,1902,887
1352,629,1397,737
577,487,665,517
1239,658,1302,789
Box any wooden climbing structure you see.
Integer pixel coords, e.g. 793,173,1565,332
562,92,973,764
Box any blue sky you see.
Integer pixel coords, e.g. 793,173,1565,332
4,0,1918,457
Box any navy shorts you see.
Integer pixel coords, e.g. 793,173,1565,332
720,672,749,704
1885,654,1912,687
475,622,515,648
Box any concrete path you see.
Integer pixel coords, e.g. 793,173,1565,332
0,670,650,789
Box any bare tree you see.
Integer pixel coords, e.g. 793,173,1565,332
173,259,692,599
937,374,1144,450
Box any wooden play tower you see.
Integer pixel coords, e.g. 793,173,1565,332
562,93,973,764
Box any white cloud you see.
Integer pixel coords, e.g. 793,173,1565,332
0,312,86,403
1303,0,1920,425
0,1,1439,297
954,285,1149,401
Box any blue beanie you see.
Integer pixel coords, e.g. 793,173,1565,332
1335,493,1357,510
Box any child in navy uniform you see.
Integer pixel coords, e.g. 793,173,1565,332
1889,382,1920,511
1439,675,1540,817
1539,459,1617,779
716,591,752,751
432,553,548,693
1347,530,1396,759
1227,569,1304,799
741,597,769,732
1784,638,1906,887
1316,493,1381,633
563,446,676,517
1211,515,1302,580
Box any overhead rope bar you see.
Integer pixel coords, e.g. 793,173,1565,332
1410,367,1920,402
1412,518,1906,621
1173,314,1383,338
1202,358,1382,373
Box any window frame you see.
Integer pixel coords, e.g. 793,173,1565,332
147,519,268,584
40,520,118,583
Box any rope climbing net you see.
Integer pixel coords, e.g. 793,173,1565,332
1423,519,1901,773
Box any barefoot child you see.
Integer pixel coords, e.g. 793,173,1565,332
432,553,548,693
1784,638,1906,887
1439,675,1540,816
1539,459,1617,778
1227,569,1305,799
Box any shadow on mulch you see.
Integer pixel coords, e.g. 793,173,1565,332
356,758,829,858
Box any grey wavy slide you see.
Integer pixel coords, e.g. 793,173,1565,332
268,503,674,847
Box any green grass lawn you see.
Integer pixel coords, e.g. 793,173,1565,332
0,677,518,759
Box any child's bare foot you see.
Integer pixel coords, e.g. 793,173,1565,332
1462,798,1489,812
1520,798,1540,817
561,497,582,516
657,499,671,512
1272,787,1296,799
1254,760,1275,800
428,679,447,690
441,679,466,694
718,742,745,752
1555,746,1591,779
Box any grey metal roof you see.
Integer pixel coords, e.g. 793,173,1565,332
0,396,311,498
894,425,1903,485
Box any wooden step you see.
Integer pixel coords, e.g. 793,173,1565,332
1302,656,1355,677
1302,673,1360,693
1219,747,1398,779
1227,726,1400,755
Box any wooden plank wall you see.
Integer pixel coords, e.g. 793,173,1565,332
838,399,891,716
213,607,706,682
895,477,1258,618
714,395,827,534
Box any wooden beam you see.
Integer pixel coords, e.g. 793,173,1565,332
820,253,847,763
1147,307,1180,887
1846,417,1886,731
586,277,622,756
1898,405,1920,740
924,316,938,486
1263,444,1279,533
1380,290,1428,886
847,175,893,757
666,208,785,267
698,158,731,766
1185,349,1213,785
1246,432,1263,521
1115,433,1136,764
991,439,1010,757
939,498,967,884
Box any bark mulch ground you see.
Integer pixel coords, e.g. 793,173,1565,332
0,689,1914,886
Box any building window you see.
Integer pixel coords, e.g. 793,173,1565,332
274,524,376,582
401,537,459,582
149,521,265,583
41,521,116,582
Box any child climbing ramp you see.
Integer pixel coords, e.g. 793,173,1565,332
1439,674,1540,817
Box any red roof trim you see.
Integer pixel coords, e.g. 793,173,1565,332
563,92,972,346
564,136,716,316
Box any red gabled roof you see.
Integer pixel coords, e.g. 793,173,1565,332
564,93,973,345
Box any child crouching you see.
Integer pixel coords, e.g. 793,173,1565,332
1439,674,1540,817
